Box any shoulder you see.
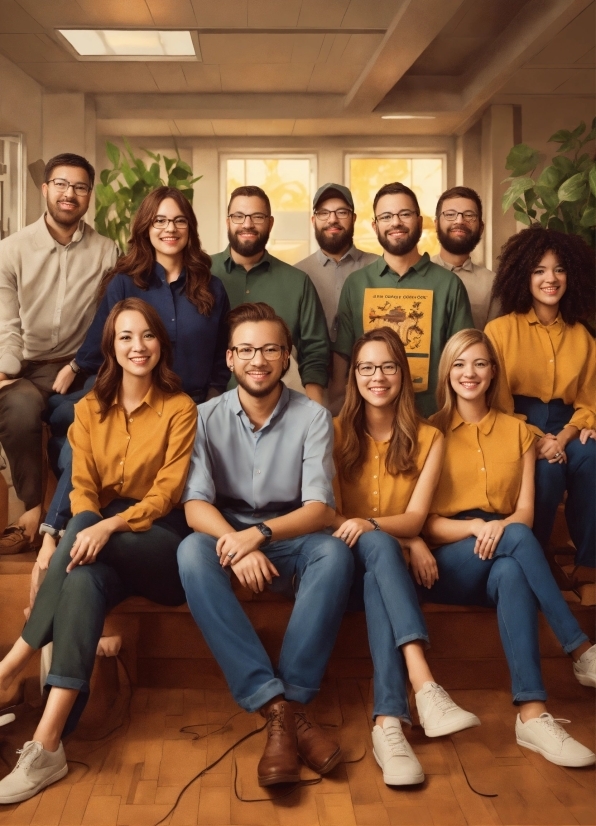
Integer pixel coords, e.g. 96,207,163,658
165,391,197,416
492,409,528,436
294,252,318,273
286,389,332,426
268,253,312,282
418,420,442,445
354,249,380,267
197,389,234,423
0,218,41,255
209,273,228,297
485,312,517,337
81,224,117,254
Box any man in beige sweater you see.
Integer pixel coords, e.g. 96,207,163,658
0,153,117,547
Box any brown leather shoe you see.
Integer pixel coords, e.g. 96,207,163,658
294,709,342,774
0,526,29,555
257,701,300,786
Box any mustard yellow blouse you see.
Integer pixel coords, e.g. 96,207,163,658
69,385,197,531
333,418,441,519
485,309,596,436
429,408,534,518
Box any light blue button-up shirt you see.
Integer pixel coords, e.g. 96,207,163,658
182,385,335,525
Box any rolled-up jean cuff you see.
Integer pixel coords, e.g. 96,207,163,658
513,690,547,705
281,681,319,706
562,632,589,655
46,673,88,693
373,710,413,726
240,678,286,713
395,631,430,650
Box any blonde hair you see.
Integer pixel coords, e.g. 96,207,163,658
432,329,500,434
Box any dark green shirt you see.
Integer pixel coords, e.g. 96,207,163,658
211,247,330,387
333,253,473,416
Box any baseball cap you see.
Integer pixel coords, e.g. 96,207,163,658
313,183,354,211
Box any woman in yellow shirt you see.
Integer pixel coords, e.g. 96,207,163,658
0,298,197,804
424,328,595,768
333,327,479,788
485,227,595,575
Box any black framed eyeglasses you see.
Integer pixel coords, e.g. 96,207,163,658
152,216,189,229
314,208,353,220
231,344,286,361
440,210,479,223
228,212,270,225
374,210,419,224
356,362,400,376
46,178,91,196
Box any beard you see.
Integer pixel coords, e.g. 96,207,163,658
46,197,85,229
228,225,270,257
315,223,354,256
437,224,481,256
377,221,422,256
234,367,280,398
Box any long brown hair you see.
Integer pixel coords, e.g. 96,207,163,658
336,327,421,480
432,329,500,435
94,298,182,420
99,187,215,315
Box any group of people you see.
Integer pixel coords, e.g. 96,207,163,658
0,152,594,804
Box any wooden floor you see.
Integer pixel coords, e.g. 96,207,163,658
0,659,594,826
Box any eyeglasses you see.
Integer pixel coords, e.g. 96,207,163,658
46,178,91,196
440,210,479,223
374,210,419,224
152,216,189,229
231,344,286,361
356,362,400,376
314,208,353,220
228,212,270,225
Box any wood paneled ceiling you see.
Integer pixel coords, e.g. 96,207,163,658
0,0,593,136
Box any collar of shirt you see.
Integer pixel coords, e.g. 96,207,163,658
451,407,498,436
377,251,431,280
153,261,187,289
107,384,166,417
34,214,86,250
223,245,272,274
437,254,474,273
315,245,359,267
228,383,291,432
524,307,563,329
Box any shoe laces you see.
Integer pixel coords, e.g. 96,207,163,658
267,707,286,737
424,683,458,715
533,714,571,742
382,723,409,757
14,741,42,772
578,646,596,668
294,712,313,735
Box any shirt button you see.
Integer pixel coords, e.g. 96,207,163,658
373,475,378,479
172,318,175,322
374,455,378,460
127,436,130,440
256,470,261,474
129,418,133,423
549,359,554,362
373,491,378,495
120,461,124,465
372,507,378,512
477,449,481,453
481,467,485,471
246,290,250,294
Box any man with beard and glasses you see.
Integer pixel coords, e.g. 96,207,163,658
0,153,117,551
331,182,473,417
210,186,329,405
178,301,353,787
295,184,378,341
431,186,498,329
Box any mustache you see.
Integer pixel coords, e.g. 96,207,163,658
384,223,409,233
323,223,344,230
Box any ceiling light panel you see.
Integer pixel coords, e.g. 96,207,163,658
59,29,196,57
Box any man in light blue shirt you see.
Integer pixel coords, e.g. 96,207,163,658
178,302,353,788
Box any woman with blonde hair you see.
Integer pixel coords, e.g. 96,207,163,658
422,328,595,767
333,327,479,787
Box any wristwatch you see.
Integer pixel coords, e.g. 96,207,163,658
39,523,60,538
255,522,273,547
367,518,381,531
69,359,81,374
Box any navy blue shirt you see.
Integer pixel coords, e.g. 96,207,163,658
76,264,230,402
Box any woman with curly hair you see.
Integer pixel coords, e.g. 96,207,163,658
332,327,479,787
485,227,595,579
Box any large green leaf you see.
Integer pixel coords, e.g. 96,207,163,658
505,144,541,176
570,122,586,139
558,173,587,202
106,141,120,167
534,185,559,211
552,155,575,175
548,129,571,143
502,177,534,212
535,165,564,189
546,216,565,233
580,206,596,227
514,210,531,226
589,166,596,198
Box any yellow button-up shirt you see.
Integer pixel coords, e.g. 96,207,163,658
69,386,197,531
485,310,596,436
333,419,441,518
429,409,534,518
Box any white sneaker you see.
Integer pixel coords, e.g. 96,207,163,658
371,717,424,786
0,740,68,804
573,644,596,687
415,682,480,737
515,713,595,767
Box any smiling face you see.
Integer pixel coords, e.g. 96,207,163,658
114,309,161,379
530,250,567,313
435,196,483,256
373,192,423,256
42,164,91,228
355,340,402,410
148,197,190,260
227,195,273,258
313,196,356,256
449,342,495,404
226,320,289,399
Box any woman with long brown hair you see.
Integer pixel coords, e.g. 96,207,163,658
0,298,197,804
332,327,479,788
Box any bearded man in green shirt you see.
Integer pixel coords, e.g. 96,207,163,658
210,186,329,406
331,182,473,417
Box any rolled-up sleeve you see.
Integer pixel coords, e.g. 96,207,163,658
182,411,217,504
301,406,335,507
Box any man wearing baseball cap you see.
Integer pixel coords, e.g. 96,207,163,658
295,184,378,342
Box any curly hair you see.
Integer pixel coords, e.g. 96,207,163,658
492,227,595,325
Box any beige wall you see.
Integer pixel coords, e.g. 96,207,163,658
0,52,42,224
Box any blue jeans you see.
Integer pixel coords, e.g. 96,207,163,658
177,524,353,712
514,396,595,568
352,532,429,723
422,517,589,703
